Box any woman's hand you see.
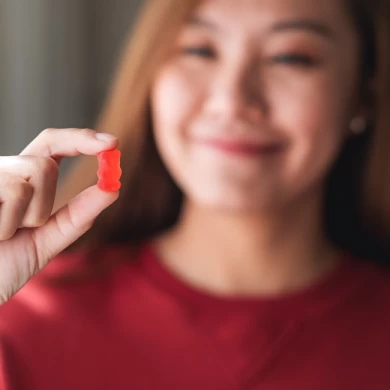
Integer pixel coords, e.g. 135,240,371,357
0,128,119,305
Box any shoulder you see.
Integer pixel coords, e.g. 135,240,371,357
334,256,390,364
356,257,390,295
0,243,146,335
345,255,390,322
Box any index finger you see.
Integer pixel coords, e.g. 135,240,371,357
20,128,119,160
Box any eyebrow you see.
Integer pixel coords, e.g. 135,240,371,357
187,16,335,41
269,19,335,40
188,16,221,32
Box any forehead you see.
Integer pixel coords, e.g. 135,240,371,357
192,0,350,32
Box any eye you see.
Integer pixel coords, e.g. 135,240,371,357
269,53,318,68
181,46,216,59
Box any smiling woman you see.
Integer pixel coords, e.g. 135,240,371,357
0,0,389,389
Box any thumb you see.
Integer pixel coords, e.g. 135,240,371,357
32,185,118,269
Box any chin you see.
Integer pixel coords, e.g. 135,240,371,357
192,190,276,215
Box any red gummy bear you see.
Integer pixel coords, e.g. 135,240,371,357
97,149,122,192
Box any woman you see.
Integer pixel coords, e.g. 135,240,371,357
0,0,389,388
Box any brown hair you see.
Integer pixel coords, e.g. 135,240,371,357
56,0,390,275
325,0,390,264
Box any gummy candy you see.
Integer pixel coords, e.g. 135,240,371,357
97,149,122,192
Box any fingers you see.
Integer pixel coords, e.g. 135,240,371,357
0,128,119,244
0,173,33,240
0,128,121,305
31,185,119,269
4,127,118,228
0,156,58,228
20,128,118,160
21,157,58,227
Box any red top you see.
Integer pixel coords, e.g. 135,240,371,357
0,244,389,390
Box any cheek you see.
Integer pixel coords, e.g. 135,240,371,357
151,65,199,132
151,58,216,131
151,64,206,183
269,70,354,185
271,68,352,133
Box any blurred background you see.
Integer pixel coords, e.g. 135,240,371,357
0,0,143,176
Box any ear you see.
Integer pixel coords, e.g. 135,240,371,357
360,76,377,119
349,79,376,136
349,76,376,135
349,116,367,135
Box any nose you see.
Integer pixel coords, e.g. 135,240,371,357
204,58,267,123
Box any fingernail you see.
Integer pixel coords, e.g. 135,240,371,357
95,132,117,141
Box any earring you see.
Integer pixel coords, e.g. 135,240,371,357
350,117,367,135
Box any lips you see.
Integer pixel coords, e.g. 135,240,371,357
196,137,284,157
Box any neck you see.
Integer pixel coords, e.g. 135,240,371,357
153,190,340,297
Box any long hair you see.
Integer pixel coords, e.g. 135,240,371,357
56,0,390,273
325,0,390,264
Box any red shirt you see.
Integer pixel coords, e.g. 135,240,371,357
0,244,389,389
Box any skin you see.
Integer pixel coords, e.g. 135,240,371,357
150,0,364,296
0,129,119,304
